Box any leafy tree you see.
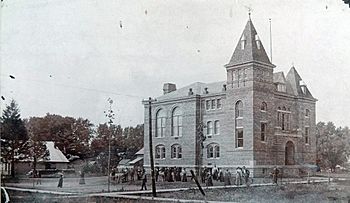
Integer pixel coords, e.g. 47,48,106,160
26,114,94,158
91,123,123,173
0,100,29,177
123,124,144,158
25,119,49,173
317,122,349,171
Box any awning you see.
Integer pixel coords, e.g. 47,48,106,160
129,156,143,165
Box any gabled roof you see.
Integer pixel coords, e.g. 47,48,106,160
45,141,69,163
273,72,286,84
157,81,226,101
282,66,315,99
226,18,272,67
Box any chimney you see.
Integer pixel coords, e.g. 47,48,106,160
163,83,176,95
188,88,194,96
222,84,227,91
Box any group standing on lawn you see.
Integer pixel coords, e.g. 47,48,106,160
201,165,251,186
51,165,278,190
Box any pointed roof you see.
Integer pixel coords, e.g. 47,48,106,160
273,72,286,84
285,66,315,99
226,18,272,67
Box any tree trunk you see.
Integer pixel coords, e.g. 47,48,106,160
11,157,15,178
33,156,37,173
11,145,15,178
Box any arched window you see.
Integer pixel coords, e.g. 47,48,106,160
155,145,165,159
305,109,310,117
235,100,243,118
207,121,213,135
214,120,220,135
207,143,220,158
172,107,183,137
156,109,166,138
171,144,182,159
261,102,267,111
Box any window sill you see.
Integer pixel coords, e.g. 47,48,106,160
261,141,267,143
235,147,243,149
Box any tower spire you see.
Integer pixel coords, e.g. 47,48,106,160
225,18,273,68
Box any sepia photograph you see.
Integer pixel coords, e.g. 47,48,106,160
1,0,350,202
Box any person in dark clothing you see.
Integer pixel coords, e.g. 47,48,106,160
140,172,147,190
206,172,213,186
201,167,206,183
242,166,250,185
272,166,280,184
57,174,63,188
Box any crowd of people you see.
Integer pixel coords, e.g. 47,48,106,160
200,165,251,186
52,165,279,190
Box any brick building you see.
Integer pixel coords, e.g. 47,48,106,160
142,17,317,177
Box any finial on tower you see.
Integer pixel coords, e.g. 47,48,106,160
244,5,252,20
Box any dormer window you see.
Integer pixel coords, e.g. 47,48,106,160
240,35,246,50
277,83,286,92
255,34,261,49
300,80,307,94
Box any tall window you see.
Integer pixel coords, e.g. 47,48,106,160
305,109,310,117
261,102,267,111
207,143,220,158
305,127,309,144
156,109,166,138
240,35,246,50
155,145,165,159
172,107,183,137
214,120,220,135
236,129,244,148
261,123,266,141
277,106,291,131
211,100,216,110
207,121,213,135
171,144,182,159
205,100,210,110
243,68,247,86
235,100,243,118
217,99,222,109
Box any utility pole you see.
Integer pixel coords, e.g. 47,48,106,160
148,97,157,197
269,18,273,63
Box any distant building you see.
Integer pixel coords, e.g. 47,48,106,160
142,17,317,176
15,141,69,175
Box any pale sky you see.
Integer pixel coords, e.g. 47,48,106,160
1,0,350,127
